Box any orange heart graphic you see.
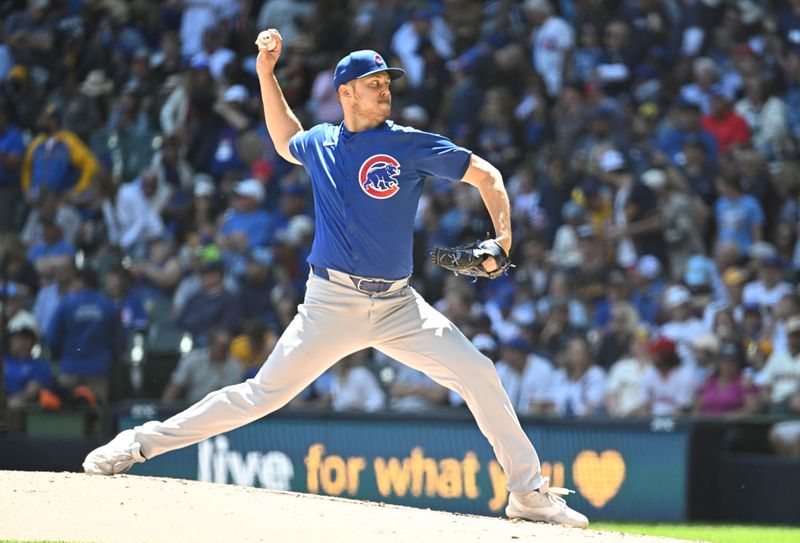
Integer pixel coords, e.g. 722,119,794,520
572,450,626,508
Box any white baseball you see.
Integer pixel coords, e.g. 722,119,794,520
255,30,277,51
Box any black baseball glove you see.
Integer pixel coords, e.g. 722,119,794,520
430,239,512,279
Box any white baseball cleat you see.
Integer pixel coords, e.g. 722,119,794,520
82,429,146,475
506,477,589,528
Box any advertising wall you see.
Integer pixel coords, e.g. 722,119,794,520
120,410,689,522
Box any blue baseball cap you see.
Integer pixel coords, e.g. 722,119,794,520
333,50,404,89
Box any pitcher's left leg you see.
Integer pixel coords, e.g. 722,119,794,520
372,288,540,495
371,287,588,527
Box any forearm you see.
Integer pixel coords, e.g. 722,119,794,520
258,72,303,164
143,262,181,288
481,174,512,252
626,212,662,237
162,381,183,402
462,154,512,253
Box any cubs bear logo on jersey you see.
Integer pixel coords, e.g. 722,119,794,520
358,154,401,199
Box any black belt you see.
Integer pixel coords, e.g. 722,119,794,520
311,264,397,294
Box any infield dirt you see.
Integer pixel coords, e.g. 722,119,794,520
0,470,700,542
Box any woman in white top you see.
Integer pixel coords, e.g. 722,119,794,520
548,335,606,417
330,349,385,413
638,336,696,416
605,328,654,417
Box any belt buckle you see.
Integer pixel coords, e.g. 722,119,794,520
357,278,392,294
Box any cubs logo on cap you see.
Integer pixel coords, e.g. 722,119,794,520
333,50,405,88
359,154,401,199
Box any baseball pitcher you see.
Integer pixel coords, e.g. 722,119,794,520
83,29,588,528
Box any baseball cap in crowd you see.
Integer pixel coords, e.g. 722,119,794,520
7,65,27,83
250,247,274,267
193,173,215,198
590,104,615,122
276,215,314,248
579,178,602,198
599,149,627,173
638,101,660,120
471,333,498,354
561,200,585,221
747,241,777,261
501,336,531,353
201,260,225,274
7,312,39,339
683,255,713,287
722,266,746,287
692,333,720,354
647,336,677,356
674,97,701,111
0,282,20,298
80,70,114,97
252,158,273,181
189,55,210,70
641,169,667,190
333,50,405,89
223,84,249,104
198,244,221,264
576,223,595,240
446,45,485,74
786,316,800,335
709,83,734,102
663,285,692,309
234,178,265,203
636,255,662,280
43,102,62,121
400,104,429,126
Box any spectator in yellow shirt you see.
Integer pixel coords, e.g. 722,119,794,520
21,103,100,203
230,319,277,378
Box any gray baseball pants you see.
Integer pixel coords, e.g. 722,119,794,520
131,269,542,495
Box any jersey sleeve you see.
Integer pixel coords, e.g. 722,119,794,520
289,125,327,164
288,130,312,164
412,130,472,181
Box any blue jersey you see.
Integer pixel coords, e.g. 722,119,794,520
47,288,121,376
3,355,53,396
289,121,471,280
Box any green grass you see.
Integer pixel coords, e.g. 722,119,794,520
595,523,800,543
4,525,800,543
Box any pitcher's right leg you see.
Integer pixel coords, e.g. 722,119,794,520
84,275,369,474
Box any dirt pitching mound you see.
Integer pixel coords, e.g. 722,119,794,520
0,470,693,543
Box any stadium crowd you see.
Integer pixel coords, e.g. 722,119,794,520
1,0,800,457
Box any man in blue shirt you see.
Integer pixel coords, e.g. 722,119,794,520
103,264,150,347
714,170,765,256
218,178,272,250
47,267,121,404
84,34,587,528
3,314,52,409
26,217,76,276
